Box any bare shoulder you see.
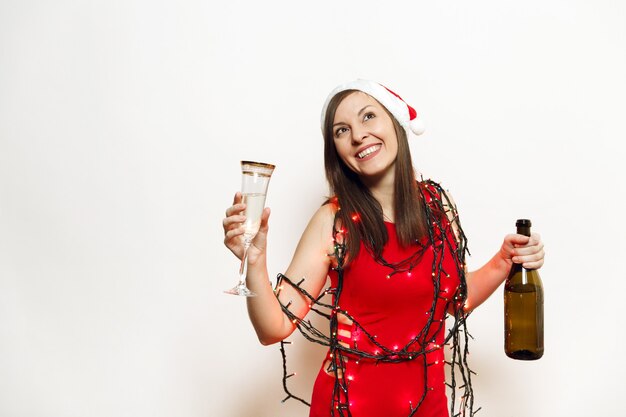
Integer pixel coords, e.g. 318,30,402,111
441,188,457,210
311,202,337,226
283,202,337,293
439,188,463,244
301,202,337,245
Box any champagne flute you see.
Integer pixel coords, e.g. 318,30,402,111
224,161,275,297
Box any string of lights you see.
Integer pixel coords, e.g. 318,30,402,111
275,180,479,417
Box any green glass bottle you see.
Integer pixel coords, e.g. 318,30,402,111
504,219,544,360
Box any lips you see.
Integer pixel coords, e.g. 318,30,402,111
356,144,382,160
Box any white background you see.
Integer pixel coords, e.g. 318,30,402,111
1,1,625,416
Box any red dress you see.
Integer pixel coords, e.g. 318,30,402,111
309,219,462,417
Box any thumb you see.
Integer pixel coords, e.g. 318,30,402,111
259,207,271,230
510,233,531,247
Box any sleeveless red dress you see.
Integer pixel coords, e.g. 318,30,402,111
309,219,461,417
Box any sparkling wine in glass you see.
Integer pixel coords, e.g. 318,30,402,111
224,161,275,297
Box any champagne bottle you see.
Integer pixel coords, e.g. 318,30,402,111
504,219,544,360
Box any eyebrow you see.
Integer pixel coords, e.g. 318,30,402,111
332,105,375,127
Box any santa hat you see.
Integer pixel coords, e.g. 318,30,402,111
320,79,425,137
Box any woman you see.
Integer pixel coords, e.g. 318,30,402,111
222,79,545,417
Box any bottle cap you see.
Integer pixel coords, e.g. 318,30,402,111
516,219,532,228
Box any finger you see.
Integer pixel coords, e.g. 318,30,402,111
513,248,545,265
224,225,245,243
225,203,246,217
508,234,531,247
223,214,246,230
232,192,242,205
502,234,529,257
258,207,271,230
520,233,542,248
529,232,542,243
512,241,544,257
522,258,544,269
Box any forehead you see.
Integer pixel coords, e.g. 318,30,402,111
333,91,383,121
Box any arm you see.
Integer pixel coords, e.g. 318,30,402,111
223,193,335,345
440,190,545,312
464,233,544,311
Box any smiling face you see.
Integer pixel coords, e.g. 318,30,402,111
331,91,399,185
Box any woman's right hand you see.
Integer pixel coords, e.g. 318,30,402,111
222,192,271,262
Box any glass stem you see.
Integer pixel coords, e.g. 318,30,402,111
238,238,252,286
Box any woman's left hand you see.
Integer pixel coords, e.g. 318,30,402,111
499,232,545,270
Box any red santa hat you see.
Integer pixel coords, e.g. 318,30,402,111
320,79,426,137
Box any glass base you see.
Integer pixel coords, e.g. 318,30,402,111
224,283,257,297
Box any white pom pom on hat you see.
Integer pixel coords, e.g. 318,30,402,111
320,79,425,137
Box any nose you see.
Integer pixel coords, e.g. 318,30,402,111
351,125,368,144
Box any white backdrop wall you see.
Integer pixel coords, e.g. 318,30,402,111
1,1,625,416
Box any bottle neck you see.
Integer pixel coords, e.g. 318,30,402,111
517,226,531,237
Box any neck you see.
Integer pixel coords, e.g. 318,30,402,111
361,172,395,222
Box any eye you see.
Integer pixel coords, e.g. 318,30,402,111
334,126,349,137
363,112,375,121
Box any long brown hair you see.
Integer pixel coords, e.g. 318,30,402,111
323,90,429,260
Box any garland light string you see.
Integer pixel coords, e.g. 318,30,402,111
275,180,479,417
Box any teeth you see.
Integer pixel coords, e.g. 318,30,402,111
357,145,381,159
